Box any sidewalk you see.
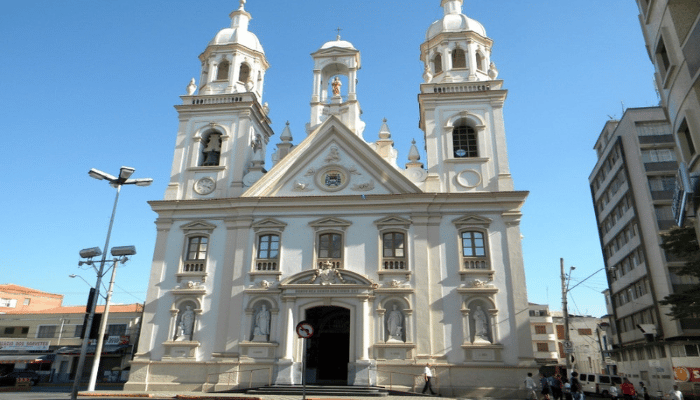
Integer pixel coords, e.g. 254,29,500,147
77,390,456,400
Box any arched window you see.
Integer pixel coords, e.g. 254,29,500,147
382,232,406,270
216,60,230,81
256,234,280,271
475,52,485,71
452,48,467,69
238,63,251,84
318,232,343,268
452,124,478,158
460,231,488,269
184,236,208,272
201,132,222,166
433,54,443,74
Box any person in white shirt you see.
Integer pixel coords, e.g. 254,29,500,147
525,372,537,400
609,383,619,400
421,363,437,395
669,385,683,400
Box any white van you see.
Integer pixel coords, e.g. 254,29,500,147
578,373,623,396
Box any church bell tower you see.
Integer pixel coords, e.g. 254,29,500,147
418,0,513,193
164,0,274,200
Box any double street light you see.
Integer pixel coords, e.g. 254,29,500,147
70,167,152,400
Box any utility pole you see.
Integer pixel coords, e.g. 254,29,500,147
561,258,572,379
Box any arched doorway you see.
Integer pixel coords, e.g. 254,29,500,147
304,306,350,385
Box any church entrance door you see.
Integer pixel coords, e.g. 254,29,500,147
304,306,350,385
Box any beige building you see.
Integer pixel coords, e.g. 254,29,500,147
0,303,143,383
0,284,63,313
633,0,700,236
529,304,559,367
590,107,700,394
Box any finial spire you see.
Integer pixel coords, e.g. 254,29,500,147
239,0,246,10
336,27,342,41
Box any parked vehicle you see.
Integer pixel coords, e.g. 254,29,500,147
578,373,622,397
0,370,41,386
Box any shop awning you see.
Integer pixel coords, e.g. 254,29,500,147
0,354,52,364
56,345,128,356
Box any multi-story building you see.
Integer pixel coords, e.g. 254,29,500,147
0,284,63,312
633,0,700,236
125,1,536,397
551,312,609,376
529,304,559,368
590,107,700,394
0,303,143,383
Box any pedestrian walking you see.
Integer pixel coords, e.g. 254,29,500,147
551,374,564,400
421,363,437,395
525,372,538,400
609,383,619,400
639,382,650,400
540,373,552,400
621,378,636,400
570,372,583,400
669,385,683,400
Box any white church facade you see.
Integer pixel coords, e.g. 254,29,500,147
125,0,535,396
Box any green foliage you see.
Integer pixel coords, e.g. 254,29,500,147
659,226,700,320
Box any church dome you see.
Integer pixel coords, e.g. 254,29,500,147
426,0,486,40
208,1,264,54
210,28,264,53
319,38,356,51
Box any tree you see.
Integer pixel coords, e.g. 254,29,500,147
659,226,700,320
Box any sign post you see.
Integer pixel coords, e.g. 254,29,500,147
296,321,315,400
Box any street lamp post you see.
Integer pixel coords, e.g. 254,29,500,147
70,167,151,400
560,258,575,380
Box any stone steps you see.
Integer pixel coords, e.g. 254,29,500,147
244,385,391,397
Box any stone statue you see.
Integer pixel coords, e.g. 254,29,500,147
253,304,271,338
175,323,185,341
186,78,197,95
387,305,404,342
180,306,195,340
332,76,342,97
472,306,489,343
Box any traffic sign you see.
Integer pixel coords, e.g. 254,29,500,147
296,321,315,339
562,340,574,354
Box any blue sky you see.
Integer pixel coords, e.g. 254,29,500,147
0,1,656,317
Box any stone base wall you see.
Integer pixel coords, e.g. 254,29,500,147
125,359,537,397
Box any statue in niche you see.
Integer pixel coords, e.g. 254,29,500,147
386,304,404,342
202,133,221,166
176,305,195,341
472,306,490,343
252,304,271,341
332,76,342,97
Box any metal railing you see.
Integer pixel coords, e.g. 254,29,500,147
203,366,273,392
378,369,440,394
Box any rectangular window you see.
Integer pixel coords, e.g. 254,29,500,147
0,298,17,308
73,325,83,337
578,328,593,335
642,148,677,163
36,325,57,338
23,298,30,306
382,232,407,270
535,325,547,335
656,36,671,76
183,236,208,273
461,231,485,257
685,344,699,357
679,120,697,157
257,234,280,259
3,327,13,335
537,343,549,352
107,324,127,337
637,122,670,136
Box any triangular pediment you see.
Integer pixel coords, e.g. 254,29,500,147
374,216,412,230
180,220,217,233
309,216,352,231
452,215,493,229
252,218,287,232
243,117,421,197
